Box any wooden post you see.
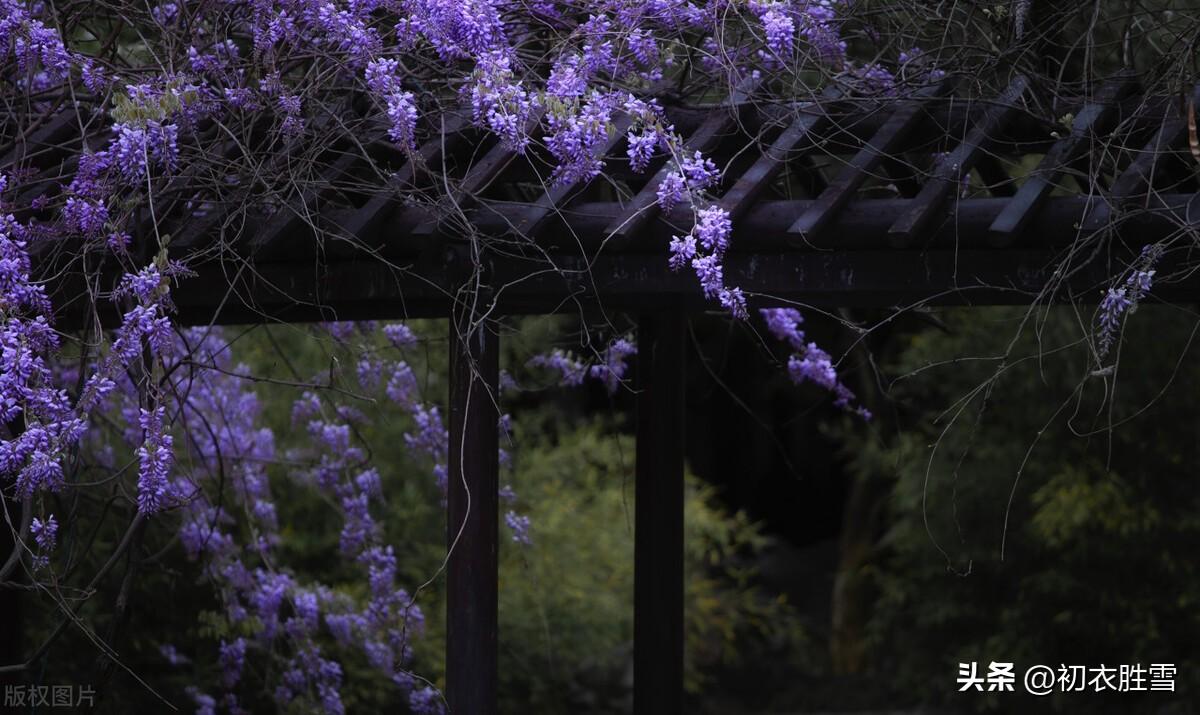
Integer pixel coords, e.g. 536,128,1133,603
634,310,686,715
446,308,499,715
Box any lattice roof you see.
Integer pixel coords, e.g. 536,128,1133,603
8,73,1200,327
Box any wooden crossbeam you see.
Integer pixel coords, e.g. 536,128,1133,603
510,115,634,236
35,192,1200,282
888,75,1030,246
1080,84,1200,233
262,194,1200,261
47,195,1200,329
719,86,843,222
989,73,1138,244
788,80,952,241
327,116,473,255
411,111,545,236
0,111,78,172
604,76,760,245
245,148,372,260
52,242,1193,331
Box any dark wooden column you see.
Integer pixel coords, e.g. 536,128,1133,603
634,310,686,715
446,309,499,715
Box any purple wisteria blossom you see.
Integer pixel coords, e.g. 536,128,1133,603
505,511,533,545
160,644,191,666
384,323,418,348
136,406,174,515
589,337,638,393
528,348,587,386
530,336,639,392
754,1,796,59
366,59,419,149
1097,251,1158,358
761,308,870,419
219,638,247,688
0,214,84,499
469,51,536,151
409,686,445,714
111,121,180,183
544,92,618,185
30,514,57,568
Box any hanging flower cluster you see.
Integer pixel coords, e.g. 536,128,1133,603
761,308,870,419
529,335,637,393
1096,245,1162,358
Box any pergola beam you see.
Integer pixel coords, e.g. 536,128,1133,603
788,80,950,241
990,73,1139,243
1080,84,1200,233
888,75,1030,246
47,240,1196,331
40,192,1200,330
720,86,843,222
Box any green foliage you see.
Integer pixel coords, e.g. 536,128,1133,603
21,319,806,713
465,418,807,713
835,306,1200,712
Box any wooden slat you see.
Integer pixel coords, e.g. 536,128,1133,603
412,111,545,236
245,149,370,259
719,86,843,222
321,116,474,260
1080,84,1200,233
49,228,1200,331
509,114,634,236
789,80,952,240
989,74,1138,243
604,76,760,245
0,111,78,172
888,75,1030,246
151,191,1200,266
168,114,348,255
634,309,686,715
133,191,1198,292
446,304,500,715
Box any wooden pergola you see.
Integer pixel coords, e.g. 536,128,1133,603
12,73,1200,713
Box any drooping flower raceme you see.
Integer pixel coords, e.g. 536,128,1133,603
30,514,57,568
136,406,175,515
589,337,637,393
1097,247,1160,357
761,308,870,419
529,336,636,393
365,58,419,149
